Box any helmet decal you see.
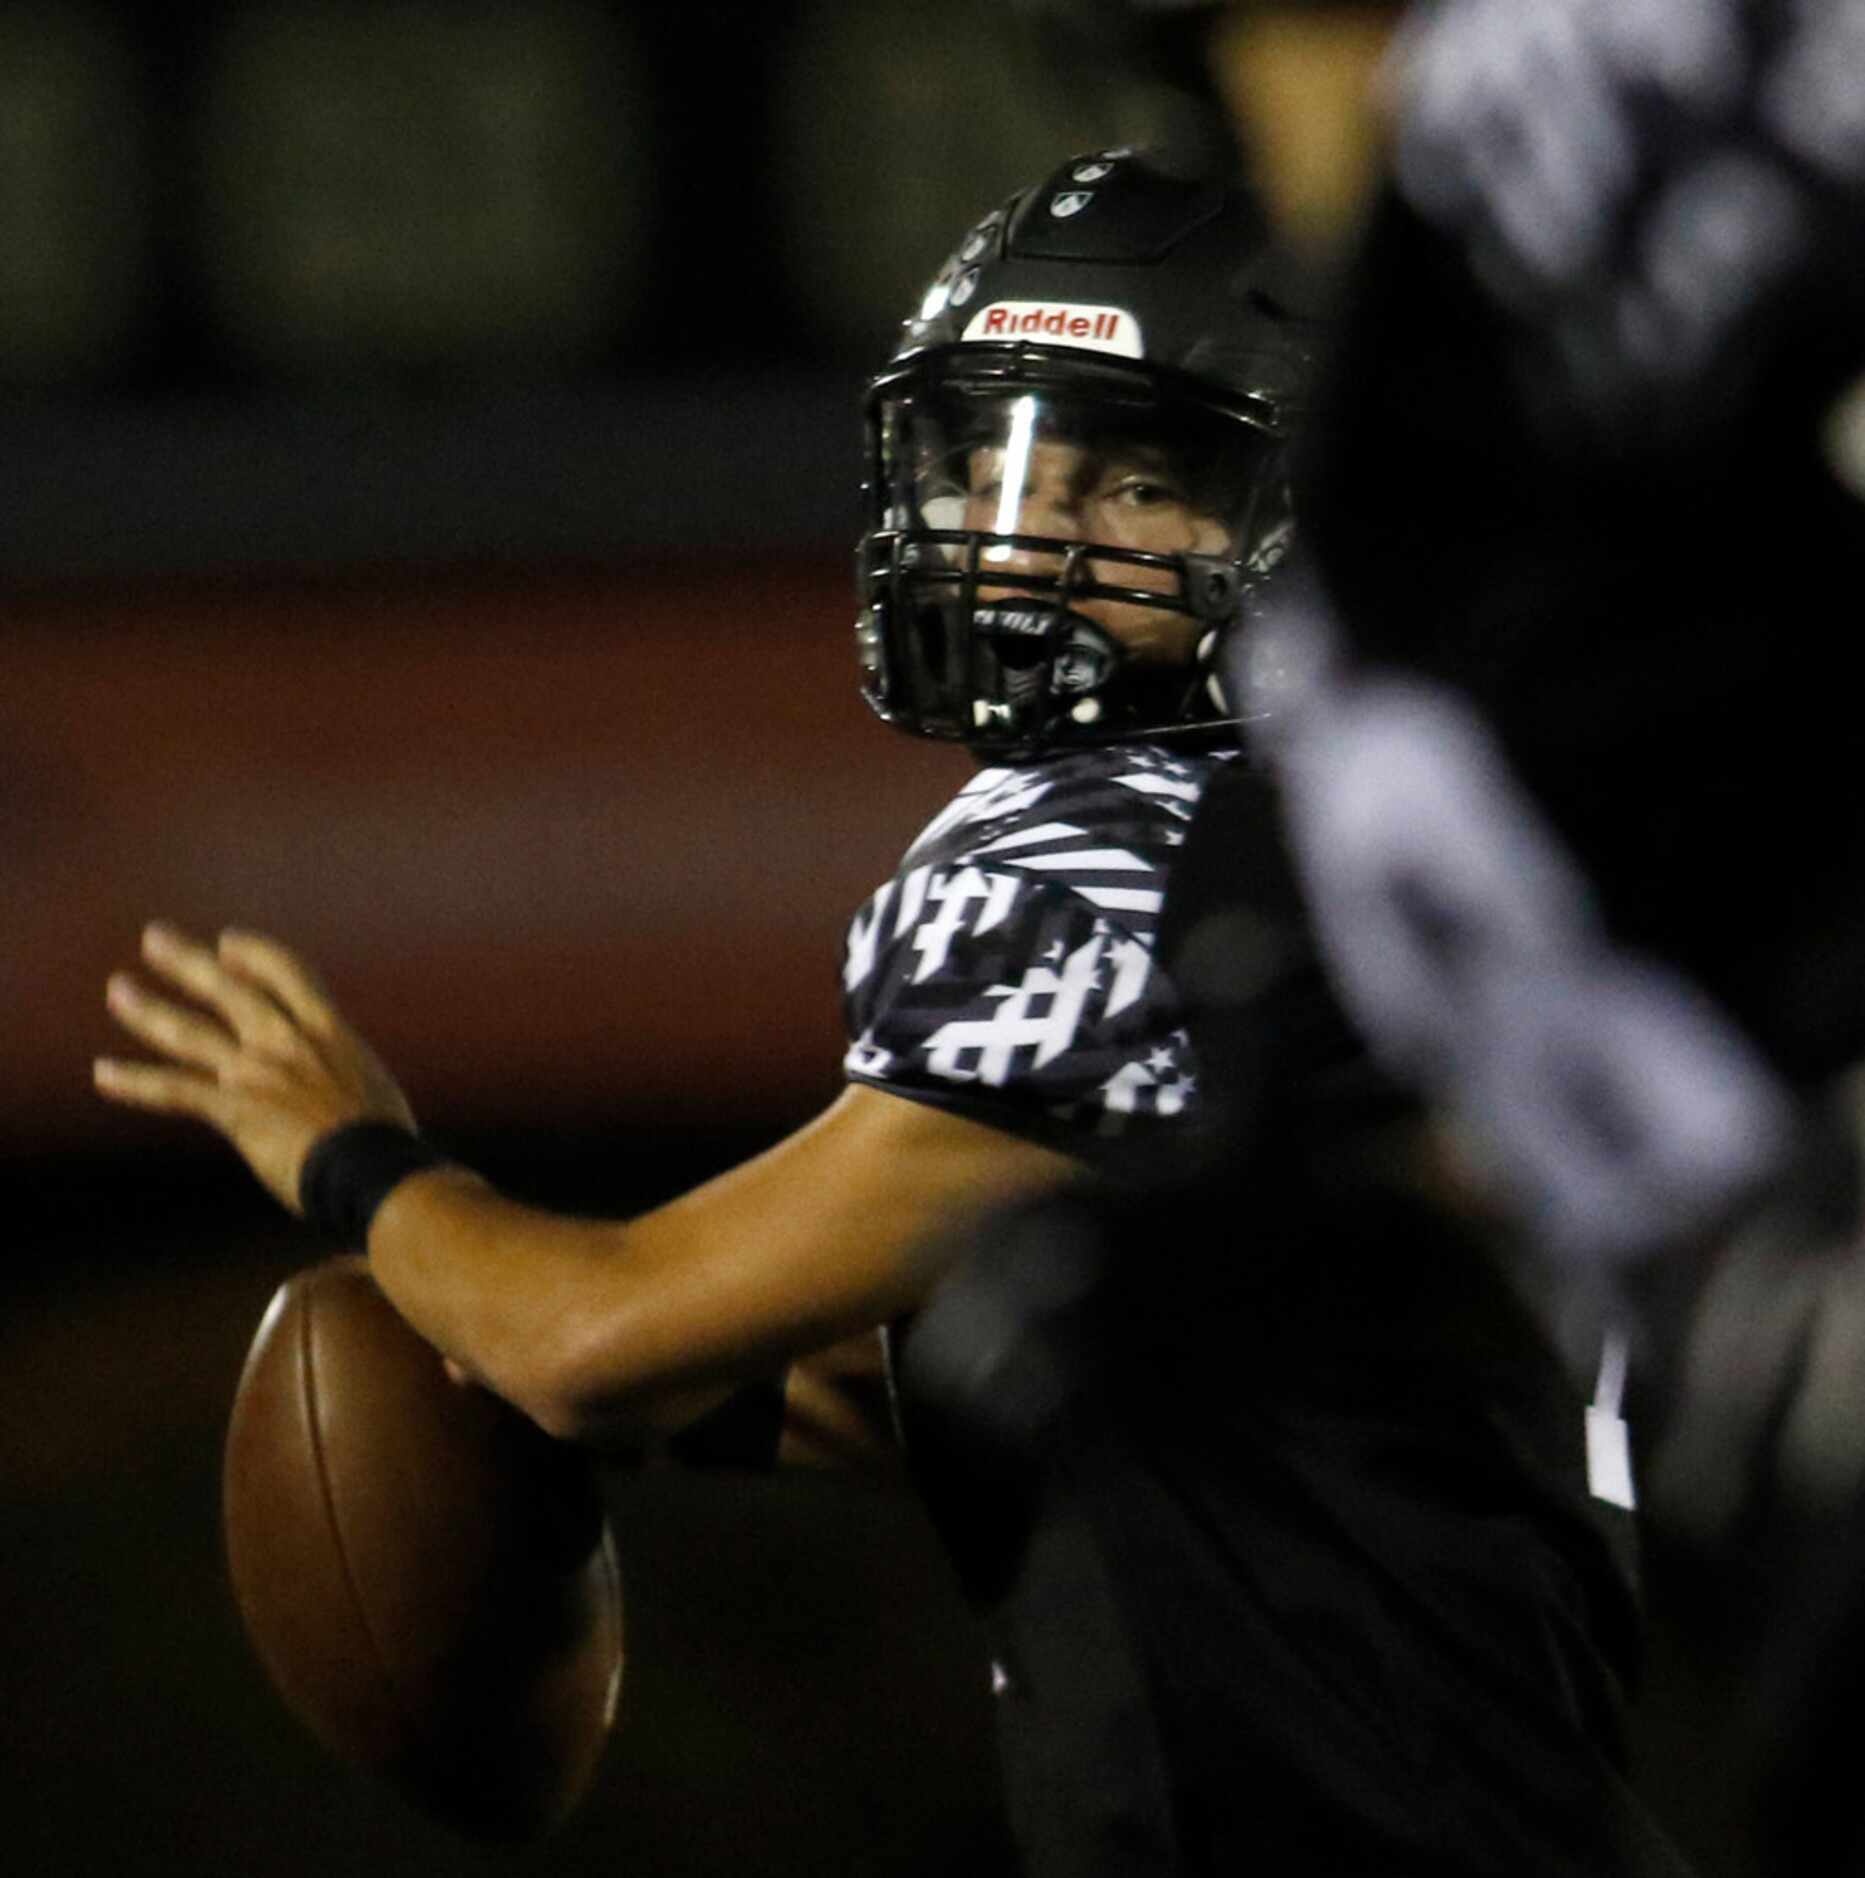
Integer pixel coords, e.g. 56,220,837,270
958,221,999,264
960,302,1143,357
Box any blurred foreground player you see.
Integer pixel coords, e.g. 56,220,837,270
95,152,1318,1858
1238,2,1865,1871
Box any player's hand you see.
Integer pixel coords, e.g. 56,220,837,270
94,922,417,1216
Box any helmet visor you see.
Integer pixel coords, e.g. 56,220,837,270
861,371,1284,748
881,381,1274,580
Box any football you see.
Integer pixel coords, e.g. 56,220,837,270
223,1254,623,1842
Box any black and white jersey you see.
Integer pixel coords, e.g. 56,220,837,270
841,743,1230,1168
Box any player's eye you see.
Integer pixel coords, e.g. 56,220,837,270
1107,475,1185,510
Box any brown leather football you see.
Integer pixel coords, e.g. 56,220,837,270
223,1254,623,1841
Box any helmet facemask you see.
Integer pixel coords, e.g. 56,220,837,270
858,349,1289,756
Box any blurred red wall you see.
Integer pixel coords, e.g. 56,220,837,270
3,555,971,1154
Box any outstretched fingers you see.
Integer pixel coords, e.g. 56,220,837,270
216,928,337,1036
93,1054,226,1124
105,970,238,1076
96,922,402,1217
139,922,304,1059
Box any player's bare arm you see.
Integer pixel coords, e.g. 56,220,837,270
96,920,1081,1447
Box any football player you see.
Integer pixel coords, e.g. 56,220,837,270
868,143,1694,1878
93,152,1302,1504
96,145,1697,1875
867,16,1695,1873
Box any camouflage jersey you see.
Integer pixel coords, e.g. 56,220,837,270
841,742,1231,1172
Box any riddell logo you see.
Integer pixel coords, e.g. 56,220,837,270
961,301,1142,359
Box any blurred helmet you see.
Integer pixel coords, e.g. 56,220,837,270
856,149,1317,756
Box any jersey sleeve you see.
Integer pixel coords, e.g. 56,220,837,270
840,776,1204,1161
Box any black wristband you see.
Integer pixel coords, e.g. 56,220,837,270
298,1121,449,1247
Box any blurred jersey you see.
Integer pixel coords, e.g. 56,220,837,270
1297,0,1865,1093
1249,10,1865,1867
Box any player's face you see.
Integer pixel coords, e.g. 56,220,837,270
963,433,1234,661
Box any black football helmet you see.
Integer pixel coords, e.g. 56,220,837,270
857,149,1317,756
